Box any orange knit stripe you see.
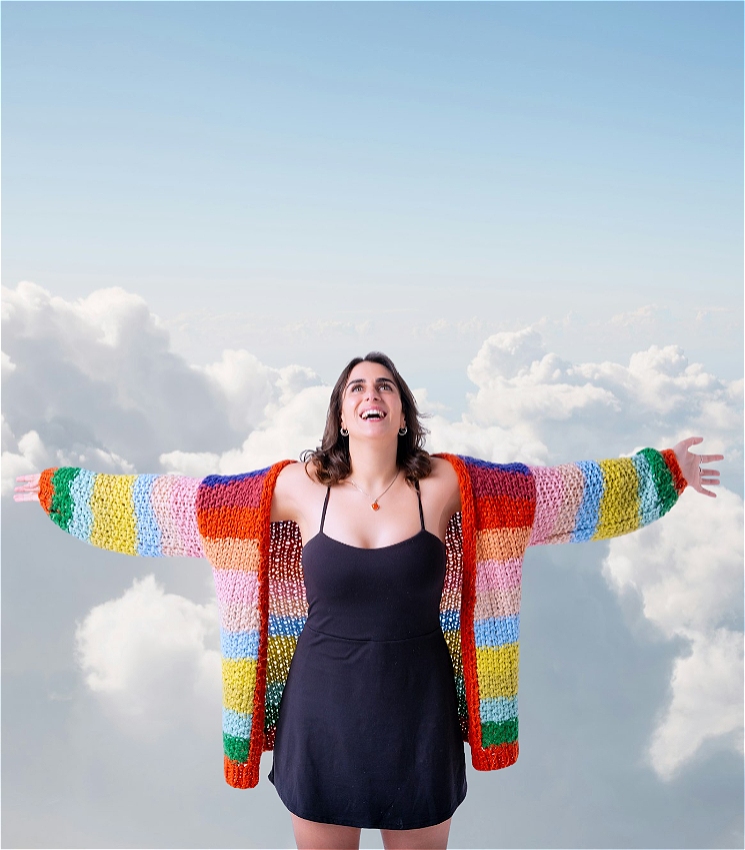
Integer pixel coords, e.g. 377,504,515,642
246,459,295,788
660,448,688,495
474,494,534,530
224,755,254,789
471,741,519,770
199,505,263,539
38,468,57,514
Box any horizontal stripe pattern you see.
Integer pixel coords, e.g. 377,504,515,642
474,615,519,648
41,450,685,787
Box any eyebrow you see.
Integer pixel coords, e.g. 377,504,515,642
345,377,395,388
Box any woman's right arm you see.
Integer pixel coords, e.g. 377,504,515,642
14,467,205,558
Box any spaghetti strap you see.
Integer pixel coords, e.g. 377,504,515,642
319,486,331,533
414,480,425,531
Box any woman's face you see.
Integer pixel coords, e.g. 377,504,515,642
340,361,405,441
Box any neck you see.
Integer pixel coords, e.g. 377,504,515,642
346,439,399,492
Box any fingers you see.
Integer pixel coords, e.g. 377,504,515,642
15,474,40,483
698,486,717,498
696,454,724,464
681,436,704,449
13,492,39,502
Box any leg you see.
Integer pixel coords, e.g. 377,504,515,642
291,814,361,850
380,818,452,850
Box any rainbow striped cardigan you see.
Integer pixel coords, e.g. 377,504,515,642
38,448,686,788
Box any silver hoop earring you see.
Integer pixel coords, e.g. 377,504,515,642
398,425,408,436
340,426,349,437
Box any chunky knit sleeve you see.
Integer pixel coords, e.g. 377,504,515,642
528,448,687,546
37,467,205,557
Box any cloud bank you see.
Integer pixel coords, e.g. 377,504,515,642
2,282,742,780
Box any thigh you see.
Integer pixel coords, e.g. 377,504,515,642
380,818,452,850
291,814,361,850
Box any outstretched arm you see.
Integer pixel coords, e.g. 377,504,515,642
15,468,205,558
528,437,723,547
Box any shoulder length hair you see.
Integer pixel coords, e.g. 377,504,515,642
302,352,431,485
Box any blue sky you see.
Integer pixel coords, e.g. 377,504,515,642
2,4,743,848
4,2,741,299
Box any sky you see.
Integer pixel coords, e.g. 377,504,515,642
2,3,743,849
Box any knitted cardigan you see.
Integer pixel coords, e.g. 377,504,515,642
38,449,686,789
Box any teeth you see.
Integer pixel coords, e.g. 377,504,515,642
362,410,385,420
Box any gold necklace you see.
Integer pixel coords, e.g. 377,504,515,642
347,470,400,511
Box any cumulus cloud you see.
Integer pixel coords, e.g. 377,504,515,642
1,282,327,483
603,488,744,778
458,328,740,467
4,285,742,779
75,575,221,737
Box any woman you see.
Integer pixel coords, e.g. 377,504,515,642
16,351,722,850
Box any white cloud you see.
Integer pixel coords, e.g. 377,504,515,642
162,384,331,475
75,575,221,738
603,488,744,778
5,286,742,780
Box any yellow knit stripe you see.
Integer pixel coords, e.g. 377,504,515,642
266,635,298,683
90,474,137,555
222,658,258,713
594,458,640,540
475,642,519,699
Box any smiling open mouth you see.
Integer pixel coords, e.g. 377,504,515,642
361,410,386,420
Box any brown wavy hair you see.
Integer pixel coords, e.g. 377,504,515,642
301,352,431,485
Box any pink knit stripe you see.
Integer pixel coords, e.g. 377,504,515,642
213,569,259,605
220,599,262,633
549,463,585,543
443,567,463,593
169,476,205,556
528,466,565,546
474,558,522,591
267,593,308,619
201,474,265,509
202,537,262,572
474,586,521,619
469,464,534,500
269,577,308,602
151,475,179,555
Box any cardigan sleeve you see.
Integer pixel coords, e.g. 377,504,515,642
527,448,687,546
37,467,206,557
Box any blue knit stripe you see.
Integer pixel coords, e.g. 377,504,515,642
480,696,518,723
68,469,95,542
474,615,520,648
440,609,460,632
133,474,162,556
632,452,661,525
221,629,260,661
571,460,604,542
268,614,307,638
223,707,253,737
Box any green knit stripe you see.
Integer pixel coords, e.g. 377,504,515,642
455,675,467,721
49,467,81,532
638,448,678,517
223,733,250,763
264,682,284,731
482,718,518,747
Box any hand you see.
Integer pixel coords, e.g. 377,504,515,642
14,473,41,503
672,437,723,498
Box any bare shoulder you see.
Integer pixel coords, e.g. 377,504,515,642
420,456,461,514
271,460,324,523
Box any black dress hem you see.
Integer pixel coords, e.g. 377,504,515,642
269,776,468,831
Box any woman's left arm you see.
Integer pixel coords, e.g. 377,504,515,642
528,436,723,547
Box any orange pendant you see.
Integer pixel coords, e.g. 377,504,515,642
371,502,380,511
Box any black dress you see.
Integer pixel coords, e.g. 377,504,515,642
268,484,467,830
